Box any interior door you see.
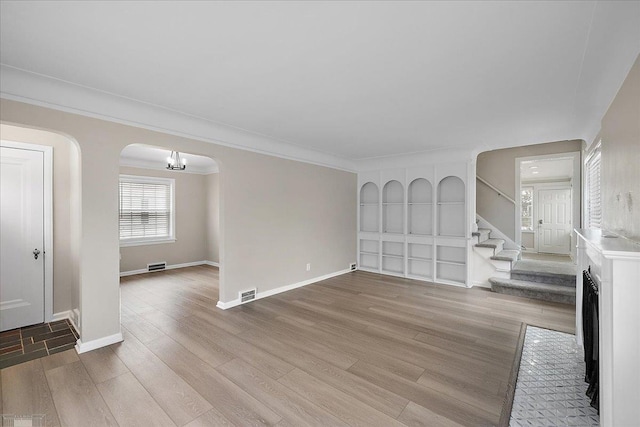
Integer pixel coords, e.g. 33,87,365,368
537,188,571,255
1,146,45,331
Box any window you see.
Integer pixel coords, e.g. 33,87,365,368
119,175,175,246
585,144,602,229
521,186,534,231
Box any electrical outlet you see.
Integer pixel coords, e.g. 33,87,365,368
350,263,357,271
306,263,311,271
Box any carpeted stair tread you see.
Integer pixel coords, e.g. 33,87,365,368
475,238,504,249
489,277,576,304
472,228,491,237
491,250,521,262
511,260,576,287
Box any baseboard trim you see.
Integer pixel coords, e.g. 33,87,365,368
75,331,123,354
217,268,351,310
51,310,71,322
120,260,218,277
472,280,491,288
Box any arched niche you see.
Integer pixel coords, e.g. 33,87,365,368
382,180,404,233
437,176,465,236
408,178,432,235
359,182,379,232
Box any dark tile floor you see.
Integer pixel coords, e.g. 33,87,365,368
0,319,78,369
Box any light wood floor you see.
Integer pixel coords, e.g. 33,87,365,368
0,266,575,426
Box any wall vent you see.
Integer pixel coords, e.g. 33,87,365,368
147,262,167,272
350,263,357,271
240,288,257,303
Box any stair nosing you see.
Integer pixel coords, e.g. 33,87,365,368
489,277,576,295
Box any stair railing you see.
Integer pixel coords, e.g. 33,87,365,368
476,176,516,205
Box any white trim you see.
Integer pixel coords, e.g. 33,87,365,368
0,65,355,172
51,310,71,322
0,140,54,323
120,238,177,248
471,280,491,289
75,331,123,354
515,152,580,259
216,268,352,310
119,260,216,277
476,214,520,250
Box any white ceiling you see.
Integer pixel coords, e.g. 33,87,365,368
521,158,573,181
1,1,639,166
120,144,218,174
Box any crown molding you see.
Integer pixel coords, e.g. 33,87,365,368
0,65,356,173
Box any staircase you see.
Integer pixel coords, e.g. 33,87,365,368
473,227,576,304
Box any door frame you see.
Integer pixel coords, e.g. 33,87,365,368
535,184,572,255
1,140,54,322
515,152,580,260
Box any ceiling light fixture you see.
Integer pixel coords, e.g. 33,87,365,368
529,166,539,169
532,171,539,174
166,151,186,170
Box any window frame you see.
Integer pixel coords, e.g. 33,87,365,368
585,143,602,230
520,186,534,232
119,174,176,247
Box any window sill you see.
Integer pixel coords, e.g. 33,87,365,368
120,238,176,248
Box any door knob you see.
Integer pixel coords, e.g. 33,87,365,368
33,249,40,260
538,219,543,225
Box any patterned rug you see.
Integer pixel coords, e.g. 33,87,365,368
509,326,599,427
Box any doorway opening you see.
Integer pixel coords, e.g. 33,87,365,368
0,123,82,365
516,152,580,260
117,144,221,318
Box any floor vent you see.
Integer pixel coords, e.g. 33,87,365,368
147,262,167,272
350,263,357,271
240,288,257,303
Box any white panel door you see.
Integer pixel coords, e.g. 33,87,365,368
537,188,571,255
1,146,45,331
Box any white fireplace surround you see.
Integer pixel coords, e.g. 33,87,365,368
575,228,640,427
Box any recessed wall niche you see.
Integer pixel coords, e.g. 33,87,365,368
382,180,404,234
359,182,379,232
408,178,432,235
437,176,465,237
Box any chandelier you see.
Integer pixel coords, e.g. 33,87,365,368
166,151,186,170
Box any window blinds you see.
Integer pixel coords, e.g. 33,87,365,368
119,178,172,240
586,149,602,229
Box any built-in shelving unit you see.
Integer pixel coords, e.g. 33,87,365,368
357,164,470,287
408,178,432,236
359,182,379,233
382,180,404,234
437,176,465,237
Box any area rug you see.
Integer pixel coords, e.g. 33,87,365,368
508,325,599,427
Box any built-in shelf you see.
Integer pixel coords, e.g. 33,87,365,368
360,250,378,256
408,256,432,261
437,176,465,237
436,259,466,266
358,168,469,287
360,182,379,233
